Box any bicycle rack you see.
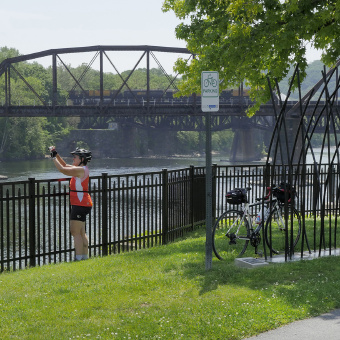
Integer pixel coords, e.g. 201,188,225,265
265,59,340,260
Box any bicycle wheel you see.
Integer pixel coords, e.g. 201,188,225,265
212,209,250,260
265,205,301,255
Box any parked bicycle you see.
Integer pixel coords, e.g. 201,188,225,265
212,184,302,260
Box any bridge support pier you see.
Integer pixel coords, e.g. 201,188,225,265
146,129,177,156
230,128,263,162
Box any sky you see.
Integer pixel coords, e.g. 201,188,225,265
1,0,322,74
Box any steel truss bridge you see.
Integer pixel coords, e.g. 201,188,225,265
0,45,339,133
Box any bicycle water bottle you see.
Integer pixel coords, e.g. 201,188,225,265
255,207,268,224
255,209,262,224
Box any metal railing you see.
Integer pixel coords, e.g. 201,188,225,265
1,163,338,272
215,163,339,217
0,166,206,272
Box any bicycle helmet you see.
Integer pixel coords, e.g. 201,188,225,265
70,147,92,164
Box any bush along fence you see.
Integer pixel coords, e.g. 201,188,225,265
1,163,339,272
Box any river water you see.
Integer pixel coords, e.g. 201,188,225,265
0,156,237,182
0,147,335,182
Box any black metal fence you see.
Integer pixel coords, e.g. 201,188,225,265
0,166,206,272
215,163,339,217
1,163,338,272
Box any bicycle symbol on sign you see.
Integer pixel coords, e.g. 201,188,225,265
204,74,218,87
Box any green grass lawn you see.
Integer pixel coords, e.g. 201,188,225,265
1,226,340,339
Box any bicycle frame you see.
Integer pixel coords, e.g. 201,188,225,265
225,207,250,240
225,198,281,241
212,185,302,260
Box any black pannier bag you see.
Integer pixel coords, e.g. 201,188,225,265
226,188,248,205
273,182,296,203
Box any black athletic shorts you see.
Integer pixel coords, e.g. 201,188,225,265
70,205,92,222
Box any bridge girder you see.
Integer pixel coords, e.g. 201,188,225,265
0,45,339,133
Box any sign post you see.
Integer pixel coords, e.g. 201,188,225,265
201,71,219,270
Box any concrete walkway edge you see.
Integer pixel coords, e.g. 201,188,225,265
245,309,340,339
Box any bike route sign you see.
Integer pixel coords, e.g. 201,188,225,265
201,71,219,112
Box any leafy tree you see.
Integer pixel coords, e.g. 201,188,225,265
45,117,78,141
176,131,199,153
212,130,234,154
10,76,48,105
0,117,50,159
0,48,76,159
0,46,20,63
56,64,176,94
0,47,21,104
119,68,178,91
163,0,340,115
56,63,100,92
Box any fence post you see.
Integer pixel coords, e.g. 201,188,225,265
162,169,168,245
101,173,108,256
0,184,3,272
28,178,36,267
212,164,217,221
190,165,194,230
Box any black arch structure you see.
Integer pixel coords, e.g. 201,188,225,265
265,59,340,260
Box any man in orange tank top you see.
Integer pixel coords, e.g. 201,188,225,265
49,146,92,261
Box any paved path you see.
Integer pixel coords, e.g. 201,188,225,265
245,309,340,339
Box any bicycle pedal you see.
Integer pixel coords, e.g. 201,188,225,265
227,233,237,245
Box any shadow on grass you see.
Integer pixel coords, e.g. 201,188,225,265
109,223,340,315
153,227,340,314
184,253,340,315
